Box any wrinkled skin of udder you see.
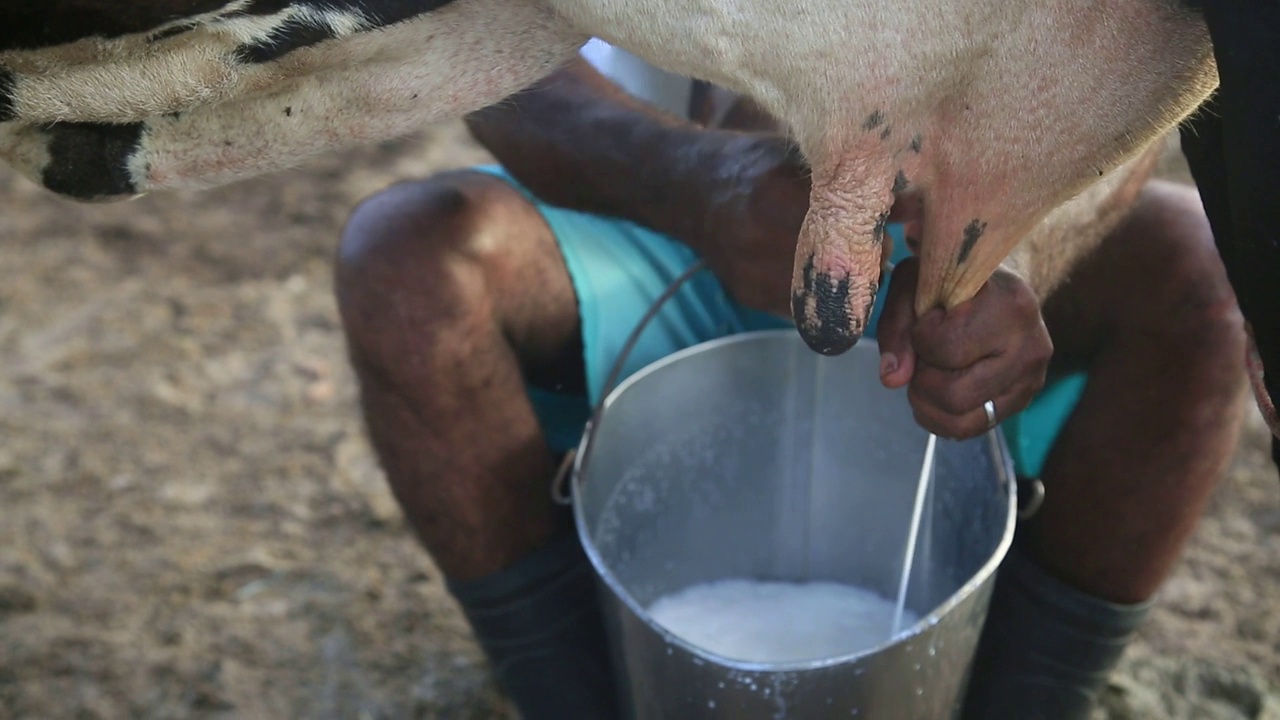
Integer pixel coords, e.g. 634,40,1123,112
550,0,1219,354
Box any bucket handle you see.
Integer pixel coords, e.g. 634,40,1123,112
551,259,709,505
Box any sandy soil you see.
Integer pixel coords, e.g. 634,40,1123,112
0,126,1277,720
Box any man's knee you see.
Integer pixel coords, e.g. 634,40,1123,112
338,170,501,297
336,171,508,359
1116,180,1246,355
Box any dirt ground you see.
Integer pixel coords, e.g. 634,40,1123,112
0,126,1276,720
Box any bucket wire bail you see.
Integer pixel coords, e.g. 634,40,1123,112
551,260,709,505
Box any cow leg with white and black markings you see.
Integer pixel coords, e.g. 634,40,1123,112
0,1,557,125
0,0,585,199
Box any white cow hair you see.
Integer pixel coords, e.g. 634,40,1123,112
3,2,396,124
130,4,583,193
1,0,586,197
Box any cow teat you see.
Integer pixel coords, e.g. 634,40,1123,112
789,143,900,356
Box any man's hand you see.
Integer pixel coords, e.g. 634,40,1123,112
876,257,1052,439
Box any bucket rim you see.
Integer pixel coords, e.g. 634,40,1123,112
571,329,1018,672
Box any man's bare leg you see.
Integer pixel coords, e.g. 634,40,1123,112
962,180,1248,719
336,170,617,718
337,171,582,579
1030,180,1247,602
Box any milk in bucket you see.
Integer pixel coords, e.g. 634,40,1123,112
648,579,920,663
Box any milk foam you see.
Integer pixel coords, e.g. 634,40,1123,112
647,579,918,663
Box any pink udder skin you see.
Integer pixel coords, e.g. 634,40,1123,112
789,113,1050,355
780,0,1216,357
792,99,1145,356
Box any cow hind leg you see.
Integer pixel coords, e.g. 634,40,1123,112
0,0,586,200
0,0,482,124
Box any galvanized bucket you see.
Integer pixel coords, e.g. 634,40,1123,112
571,330,1017,719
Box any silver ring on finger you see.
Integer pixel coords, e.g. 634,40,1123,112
983,399,998,431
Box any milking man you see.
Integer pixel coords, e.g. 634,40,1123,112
333,40,1249,719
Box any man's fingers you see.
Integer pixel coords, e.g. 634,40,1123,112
906,341,1048,437
878,257,920,389
911,271,1041,370
909,352,1048,417
882,264,1051,438
907,382,1038,440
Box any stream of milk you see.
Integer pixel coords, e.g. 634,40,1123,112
647,579,919,663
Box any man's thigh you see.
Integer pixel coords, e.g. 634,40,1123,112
912,177,1233,483
994,180,1227,480
1040,179,1227,362
338,167,586,395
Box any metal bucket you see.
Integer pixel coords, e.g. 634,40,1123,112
571,330,1017,719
